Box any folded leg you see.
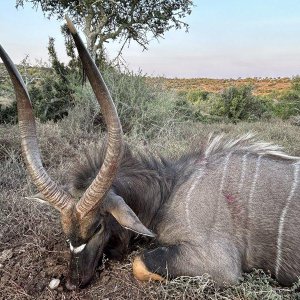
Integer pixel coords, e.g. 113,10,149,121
133,241,242,286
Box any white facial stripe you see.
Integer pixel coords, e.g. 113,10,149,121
69,243,86,254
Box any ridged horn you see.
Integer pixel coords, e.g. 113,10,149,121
65,16,124,218
0,45,74,213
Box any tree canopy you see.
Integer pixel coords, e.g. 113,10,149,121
16,0,193,63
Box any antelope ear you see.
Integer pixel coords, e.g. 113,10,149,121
105,194,156,237
25,185,73,206
25,192,49,205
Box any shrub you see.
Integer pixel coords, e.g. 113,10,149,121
0,72,75,124
0,64,17,124
0,38,78,125
174,97,196,121
0,60,75,124
0,100,17,124
29,73,75,122
186,89,210,104
271,77,300,119
64,69,191,139
209,85,269,122
291,75,300,91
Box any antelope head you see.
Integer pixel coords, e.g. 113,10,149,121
0,17,154,289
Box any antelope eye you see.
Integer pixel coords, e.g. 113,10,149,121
94,222,103,235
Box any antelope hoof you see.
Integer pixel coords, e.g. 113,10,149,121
132,256,165,281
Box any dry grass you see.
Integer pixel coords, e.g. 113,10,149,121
1,119,300,299
161,77,292,96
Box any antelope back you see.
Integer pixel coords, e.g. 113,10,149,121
156,134,300,285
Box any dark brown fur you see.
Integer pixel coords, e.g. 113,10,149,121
71,142,202,259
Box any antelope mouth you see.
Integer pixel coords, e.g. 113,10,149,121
66,232,109,290
66,250,104,290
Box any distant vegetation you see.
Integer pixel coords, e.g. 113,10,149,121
164,77,292,95
1,60,300,129
165,76,300,123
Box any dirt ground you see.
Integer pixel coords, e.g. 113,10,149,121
0,190,165,300
0,242,159,299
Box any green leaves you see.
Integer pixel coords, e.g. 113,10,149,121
16,0,193,63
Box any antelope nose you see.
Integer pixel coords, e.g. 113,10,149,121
65,279,77,291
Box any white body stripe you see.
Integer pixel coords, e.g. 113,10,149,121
248,155,262,205
186,169,205,231
238,152,249,194
70,243,86,254
220,152,232,192
275,162,300,277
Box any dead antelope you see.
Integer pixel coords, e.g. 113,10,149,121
1,17,300,290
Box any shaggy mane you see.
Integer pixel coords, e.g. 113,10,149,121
71,132,299,195
204,132,299,161
71,142,174,194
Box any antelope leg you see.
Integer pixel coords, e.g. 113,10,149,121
133,242,242,286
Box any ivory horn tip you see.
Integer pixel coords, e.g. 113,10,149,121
65,15,77,34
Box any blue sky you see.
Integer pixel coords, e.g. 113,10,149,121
1,0,300,78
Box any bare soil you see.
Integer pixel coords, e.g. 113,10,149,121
0,190,162,300
0,239,157,299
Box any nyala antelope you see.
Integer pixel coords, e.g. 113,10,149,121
1,17,300,290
